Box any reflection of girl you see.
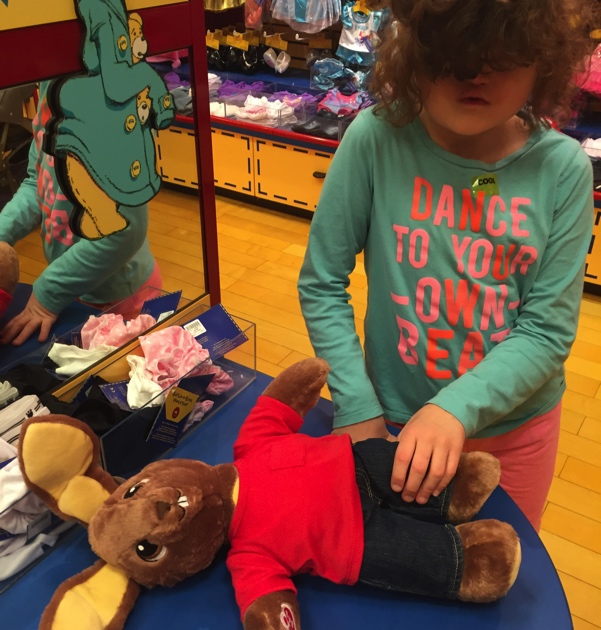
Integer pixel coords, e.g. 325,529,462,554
0,84,161,346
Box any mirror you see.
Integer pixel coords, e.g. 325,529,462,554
0,36,208,374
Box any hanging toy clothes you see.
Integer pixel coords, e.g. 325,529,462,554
245,0,271,29
271,0,341,34
336,1,388,67
45,0,175,241
576,43,601,97
204,0,244,10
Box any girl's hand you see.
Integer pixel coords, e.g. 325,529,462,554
0,293,58,346
391,404,466,504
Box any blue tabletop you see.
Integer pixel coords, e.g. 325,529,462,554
0,374,571,629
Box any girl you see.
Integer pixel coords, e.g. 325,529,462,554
298,0,597,531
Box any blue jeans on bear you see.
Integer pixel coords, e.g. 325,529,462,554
353,439,464,599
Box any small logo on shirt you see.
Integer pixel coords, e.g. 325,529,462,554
471,173,499,196
280,603,297,630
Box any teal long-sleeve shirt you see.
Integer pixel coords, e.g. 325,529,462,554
0,86,155,315
298,108,594,438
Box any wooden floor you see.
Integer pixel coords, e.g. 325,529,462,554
14,187,601,628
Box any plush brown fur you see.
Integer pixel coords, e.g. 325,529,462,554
0,241,19,296
244,590,301,630
90,460,237,588
39,561,141,630
447,452,501,524
457,519,521,603
19,415,118,525
262,357,329,416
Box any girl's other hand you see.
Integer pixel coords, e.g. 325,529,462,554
391,404,466,504
0,293,58,346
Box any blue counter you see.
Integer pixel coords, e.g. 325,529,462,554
0,373,571,629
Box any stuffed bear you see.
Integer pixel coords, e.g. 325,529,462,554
0,241,19,319
18,358,521,630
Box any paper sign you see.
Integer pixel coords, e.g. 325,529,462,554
226,34,249,51
213,28,227,44
99,380,134,412
166,387,198,422
71,375,98,405
70,330,83,348
244,30,260,46
140,290,182,322
183,319,207,338
181,303,247,360
147,374,215,445
158,310,174,323
206,32,220,50
264,34,288,51
0,457,14,471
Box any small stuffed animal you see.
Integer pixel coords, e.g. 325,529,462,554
0,241,19,319
19,358,521,630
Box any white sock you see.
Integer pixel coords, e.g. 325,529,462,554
48,343,117,377
126,355,165,409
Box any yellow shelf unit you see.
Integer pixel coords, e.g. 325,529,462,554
584,196,601,293
156,119,336,212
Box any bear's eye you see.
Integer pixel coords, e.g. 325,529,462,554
136,540,166,562
124,478,149,499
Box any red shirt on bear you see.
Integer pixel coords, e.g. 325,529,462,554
227,396,364,619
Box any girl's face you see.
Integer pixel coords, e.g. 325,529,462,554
417,64,538,140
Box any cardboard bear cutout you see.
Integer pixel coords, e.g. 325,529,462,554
44,0,175,240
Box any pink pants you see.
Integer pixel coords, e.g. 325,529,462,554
81,263,163,320
463,401,562,532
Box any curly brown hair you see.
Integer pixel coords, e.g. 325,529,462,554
372,0,599,128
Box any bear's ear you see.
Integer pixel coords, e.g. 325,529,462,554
19,415,119,526
128,12,143,27
40,560,141,630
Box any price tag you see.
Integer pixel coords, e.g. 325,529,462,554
226,34,249,51
245,31,260,47
183,319,207,338
264,34,288,51
158,310,175,322
206,32,220,50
